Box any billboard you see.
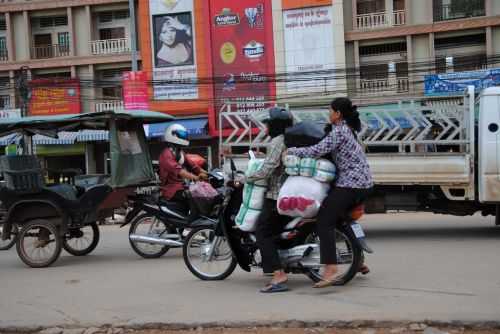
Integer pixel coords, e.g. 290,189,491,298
150,0,198,100
425,68,500,96
283,6,335,93
123,71,149,110
209,0,276,118
29,79,80,116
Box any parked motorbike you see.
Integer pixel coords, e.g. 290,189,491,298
122,169,226,258
182,159,373,285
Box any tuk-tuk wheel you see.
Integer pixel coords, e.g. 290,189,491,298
16,219,62,268
62,222,100,256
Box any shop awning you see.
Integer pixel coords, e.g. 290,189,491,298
77,130,109,142
0,133,20,146
147,118,209,140
33,132,78,145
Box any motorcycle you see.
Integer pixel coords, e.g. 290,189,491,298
122,169,226,258
182,159,373,285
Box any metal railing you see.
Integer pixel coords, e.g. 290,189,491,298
359,78,390,94
90,38,130,55
356,10,406,30
94,100,124,112
0,49,8,61
397,77,410,93
433,2,485,21
31,44,70,59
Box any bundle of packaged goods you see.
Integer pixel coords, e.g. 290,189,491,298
278,157,336,218
235,152,267,232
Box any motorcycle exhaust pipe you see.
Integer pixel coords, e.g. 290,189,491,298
129,234,183,247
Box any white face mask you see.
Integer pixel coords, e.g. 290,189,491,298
178,151,185,165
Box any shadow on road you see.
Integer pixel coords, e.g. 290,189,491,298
365,225,500,240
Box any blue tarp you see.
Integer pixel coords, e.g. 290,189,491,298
147,118,209,140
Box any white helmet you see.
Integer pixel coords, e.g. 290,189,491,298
164,124,189,146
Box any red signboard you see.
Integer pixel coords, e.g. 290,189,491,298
123,71,149,110
209,0,276,128
29,79,81,116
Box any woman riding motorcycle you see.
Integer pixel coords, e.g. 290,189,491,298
287,97,373,288
246,107,294,293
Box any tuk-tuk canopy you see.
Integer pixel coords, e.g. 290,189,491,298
0,110,174,137
0,110,175,188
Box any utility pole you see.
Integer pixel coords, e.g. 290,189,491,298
129,0,138,72
15,65,32,154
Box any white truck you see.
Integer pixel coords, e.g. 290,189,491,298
218,86,500,225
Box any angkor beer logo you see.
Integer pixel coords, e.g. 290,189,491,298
243,41,264,61
214,8,240,26
244,4,264,28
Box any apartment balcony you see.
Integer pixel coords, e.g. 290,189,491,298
359,77,409,95
94,100,124,112
31,44,70,59
90,38,130,56
433,1,485,22
356,10,406,30
0,49,7,62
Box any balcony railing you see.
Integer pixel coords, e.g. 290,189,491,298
31,44,70,59
0,49,8,62
434,2,485,21
356,10,406,30
359,77,410,94
94,100,124,112
90,38,130,56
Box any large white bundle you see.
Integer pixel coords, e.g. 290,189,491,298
277,176,330,218
236,152,267,232
314,159,336,183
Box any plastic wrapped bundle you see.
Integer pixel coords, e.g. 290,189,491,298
283,155,300,176
299,158,316,177
314,159,336,183
277,176,330,218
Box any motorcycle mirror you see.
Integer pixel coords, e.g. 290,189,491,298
230,158,237,172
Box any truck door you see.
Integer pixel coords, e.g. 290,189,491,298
478,87,500,202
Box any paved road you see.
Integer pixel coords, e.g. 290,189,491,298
1,213,500,329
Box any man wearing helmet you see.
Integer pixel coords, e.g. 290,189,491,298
159,124,207,202
246,107,294,293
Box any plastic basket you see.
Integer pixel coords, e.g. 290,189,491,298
0,156,45,194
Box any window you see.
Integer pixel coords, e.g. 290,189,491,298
360,64,389,80
357,0,385,15
0,37,7,60
102,86,122,99
99,27,125,40
435,34,486,49
0,20,6,31
38,16,68,28
360,42,407,56
433,0,485,21
99,10,130,23
0,95,10,109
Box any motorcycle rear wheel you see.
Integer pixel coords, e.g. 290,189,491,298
183,226,237,281
305,225,362,285
129,214,170,258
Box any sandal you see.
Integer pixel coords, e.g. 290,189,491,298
359,265,370,275
260,282,289,293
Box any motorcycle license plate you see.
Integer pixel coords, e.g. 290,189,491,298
351,223,365,238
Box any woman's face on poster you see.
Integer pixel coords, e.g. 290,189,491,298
160,21,176,46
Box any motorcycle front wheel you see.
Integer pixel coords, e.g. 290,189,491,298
183,226,237,281
305,225,362,285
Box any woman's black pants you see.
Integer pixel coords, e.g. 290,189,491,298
317,187,371,265
255,199,288,274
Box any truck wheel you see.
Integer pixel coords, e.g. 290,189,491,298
16,219,62,268
63,222,100,256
